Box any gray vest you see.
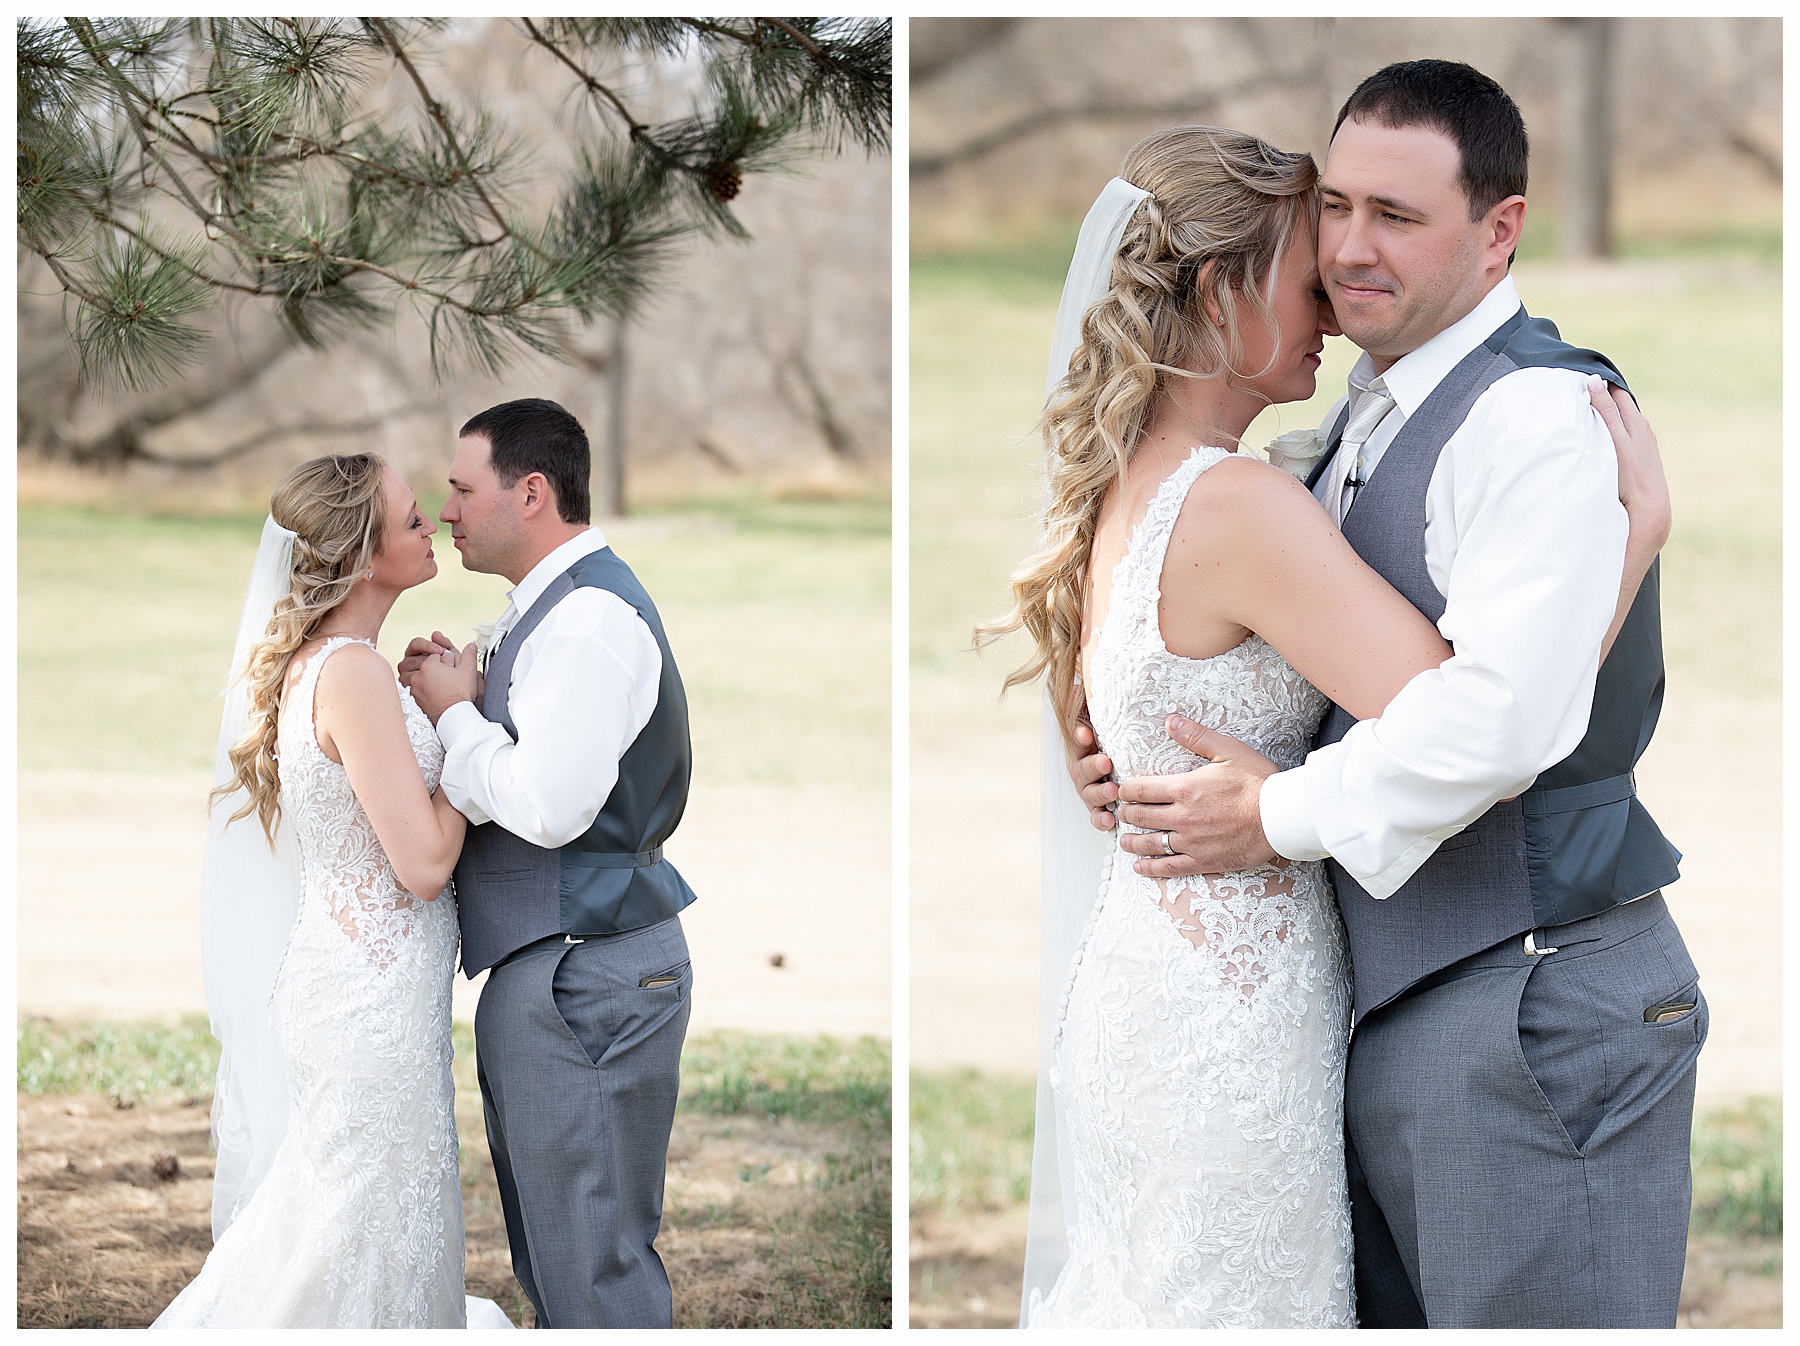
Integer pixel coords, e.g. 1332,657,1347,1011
452,546,698,976
1305,308,1681,1021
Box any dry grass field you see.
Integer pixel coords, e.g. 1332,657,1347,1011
18,1021,890,1328
908,228,1781,1326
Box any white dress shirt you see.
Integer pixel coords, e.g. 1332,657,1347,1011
1258,276,1629,898
437,528,663,849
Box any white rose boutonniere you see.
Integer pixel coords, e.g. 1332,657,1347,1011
473,621,501,664
1262,428,1330,480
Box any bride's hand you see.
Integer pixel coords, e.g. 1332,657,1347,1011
408,640,480,724
397,631,456,688
1589,375,1671,553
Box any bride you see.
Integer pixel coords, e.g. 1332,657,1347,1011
982,127,1667,1326
154,454,509,1328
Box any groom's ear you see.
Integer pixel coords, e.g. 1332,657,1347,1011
1484,194,1527,271
516,470,555,520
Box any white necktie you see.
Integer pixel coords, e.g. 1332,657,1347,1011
1337,379,1395,523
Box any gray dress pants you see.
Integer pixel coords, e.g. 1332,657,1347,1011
474,917,692,1328
1345,892,1705,1328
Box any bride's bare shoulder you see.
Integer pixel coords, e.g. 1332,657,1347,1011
311,640,399,709
1172,450,1333,557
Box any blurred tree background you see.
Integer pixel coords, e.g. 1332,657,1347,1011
910,17,1776,262
19,17,892,509
908,17,1778,1329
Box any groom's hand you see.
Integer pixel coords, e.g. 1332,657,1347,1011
1114,716,1280,876
397,631,456,688
407,641,479,725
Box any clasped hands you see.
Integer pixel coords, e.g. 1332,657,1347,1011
397,630,482,725
1070,711,1283,877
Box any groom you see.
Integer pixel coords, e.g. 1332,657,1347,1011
1074,62,1702,1327
403,397,697,1329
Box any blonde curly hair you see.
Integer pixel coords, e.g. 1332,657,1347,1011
220,453,389,842
979,126,1319,751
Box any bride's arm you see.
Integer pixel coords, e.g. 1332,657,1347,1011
314,643,467,900
1591,377,1670,663
1161,384,1669,725
1075,393,1666,819
1166,455,1449,721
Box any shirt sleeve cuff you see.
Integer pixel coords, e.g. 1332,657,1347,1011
1259,766,1327,862
435,699,486,752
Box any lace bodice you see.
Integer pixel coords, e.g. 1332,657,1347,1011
278,637,449,967
153,637,468,1328
1029,446,1355,1328
1086,446,1328,829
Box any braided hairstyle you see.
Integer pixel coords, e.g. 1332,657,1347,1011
978,126,1318,750
221,453,389,841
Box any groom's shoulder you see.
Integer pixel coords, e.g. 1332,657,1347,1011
1480,362,1597,417
1455,367,1611,473
1495,309,1625,378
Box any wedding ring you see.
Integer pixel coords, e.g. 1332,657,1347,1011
1160,831,1176,856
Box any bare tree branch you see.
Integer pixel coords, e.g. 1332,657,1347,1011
1726,127,1781,182
131,397,439,469
909,75,1290,177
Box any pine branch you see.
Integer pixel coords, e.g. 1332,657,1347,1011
21,16,891,391
365,18,547,264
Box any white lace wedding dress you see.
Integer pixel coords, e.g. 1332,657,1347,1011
1027,447,1356,1328
155,637,506,1329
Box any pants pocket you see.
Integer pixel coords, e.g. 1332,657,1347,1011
639,960,691,991
1519,929,1708,1160
1514,954,1604,1154
551,928,691,1067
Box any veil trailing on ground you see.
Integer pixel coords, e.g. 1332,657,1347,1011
1020,176,1150,1323
201,515,301,1242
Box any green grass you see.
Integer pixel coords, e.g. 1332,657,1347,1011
912,206,1783,280
19,484,889,788
1691,1096,1782,1238
678,1030,892,1128
767,1144,893,1329
17,1014,219,1103
22,1017,890,1124
910,1067,1782,1242
909,1068,1036,1215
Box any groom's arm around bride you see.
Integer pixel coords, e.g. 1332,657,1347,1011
403,397,697,1330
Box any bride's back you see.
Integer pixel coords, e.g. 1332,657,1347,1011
1079,439,1291,689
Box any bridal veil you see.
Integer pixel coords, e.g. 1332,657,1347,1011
201,515,302,1241
1020,176,1151,1321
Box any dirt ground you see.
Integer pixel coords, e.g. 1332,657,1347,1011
907,1209,1782,1329
18,1087,886,1328
18,771,889,1040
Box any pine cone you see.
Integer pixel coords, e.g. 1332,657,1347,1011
706,161,743,203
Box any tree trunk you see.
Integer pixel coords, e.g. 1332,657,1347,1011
596,315,628,518
1559,17,1615,259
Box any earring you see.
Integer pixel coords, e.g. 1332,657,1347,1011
365,569,373,580
1214,313,1225,326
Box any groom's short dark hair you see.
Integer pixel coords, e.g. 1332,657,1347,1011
1333,59,1529,221
459,398,590,524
